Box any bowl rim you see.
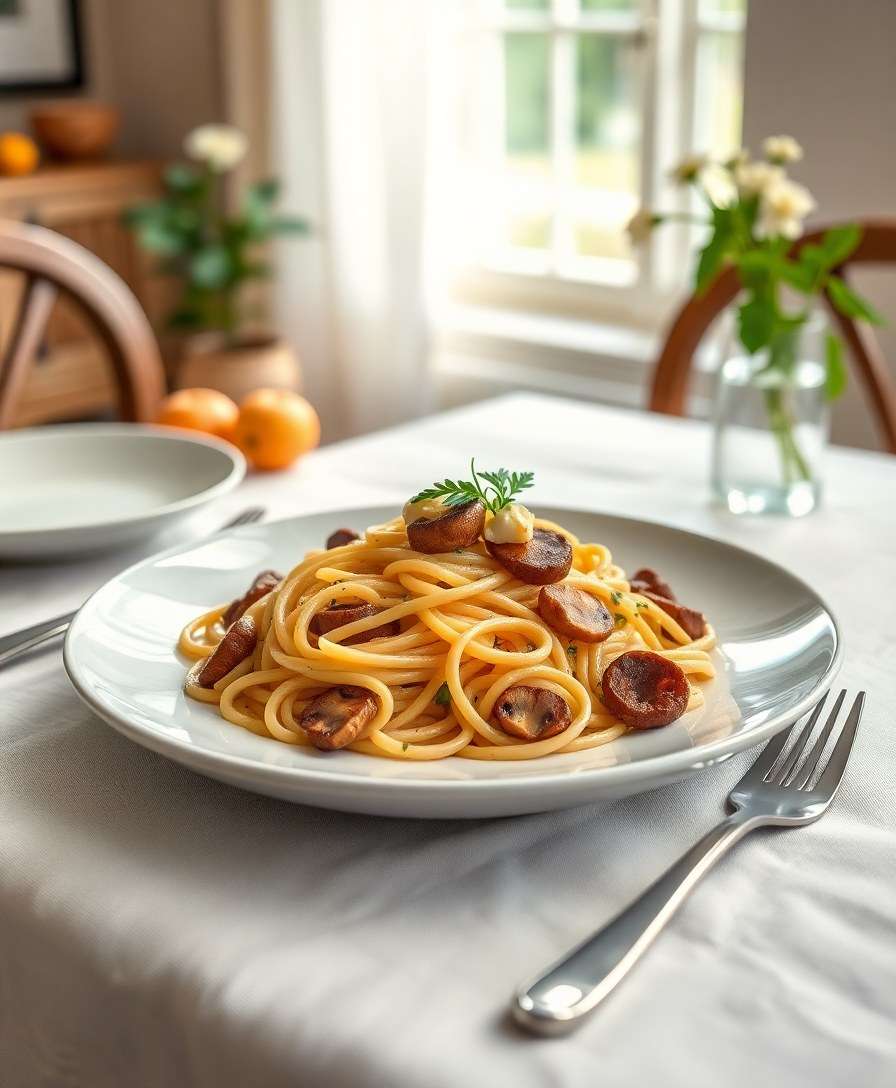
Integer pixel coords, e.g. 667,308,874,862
0,422,245,539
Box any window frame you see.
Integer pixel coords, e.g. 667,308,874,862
448,0,747,332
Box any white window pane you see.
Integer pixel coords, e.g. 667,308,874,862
575,34,641,193
581,0,637,11
699,0,746,15
694,30,744,158
506,213,552,249
574,221,633,261
504,31,551,178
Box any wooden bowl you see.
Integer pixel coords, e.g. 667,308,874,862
30,101,120,161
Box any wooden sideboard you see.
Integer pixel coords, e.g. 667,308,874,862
0,160,170,426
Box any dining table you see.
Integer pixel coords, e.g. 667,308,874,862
2,391,894,1088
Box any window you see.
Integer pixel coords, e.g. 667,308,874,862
443,0,747,326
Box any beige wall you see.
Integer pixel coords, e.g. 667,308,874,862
0,0,224,158
742,0,896,451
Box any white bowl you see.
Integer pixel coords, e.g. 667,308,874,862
64,505,841,818
0,424,245,560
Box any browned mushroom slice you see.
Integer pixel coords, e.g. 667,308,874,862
300,685,378,750
222,570,282,626
406,500,486,554
601,650,689,729
630,567,676,601
312,601,400,645
486,528,572,586
641,592,706,641
493,684,572,741
538,583,614,643
197,616,258,688
326,528,360,549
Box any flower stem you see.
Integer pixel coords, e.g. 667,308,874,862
763,385,811,484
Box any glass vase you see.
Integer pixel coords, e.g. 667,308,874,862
711,311,830,517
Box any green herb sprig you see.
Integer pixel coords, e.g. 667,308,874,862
411,460,534,516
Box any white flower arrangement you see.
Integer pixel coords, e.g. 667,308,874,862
184,124,248,172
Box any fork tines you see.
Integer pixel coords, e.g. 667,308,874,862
739,689,865,794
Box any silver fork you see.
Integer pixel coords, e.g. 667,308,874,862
0,506,266,670
514,689,866,1036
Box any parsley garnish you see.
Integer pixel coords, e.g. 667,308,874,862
434,682,451,707
402,742,409,752
410,460,534,516
610,591,623,605
635,600,649,610
567,644,577,657
614,613,627,628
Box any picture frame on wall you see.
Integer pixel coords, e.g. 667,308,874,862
0,0,83,94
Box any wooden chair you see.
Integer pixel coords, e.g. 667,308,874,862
0,218,164,429
649,219,896,453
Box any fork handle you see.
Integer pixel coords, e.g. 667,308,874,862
0,611,77,670
514,809,763,1035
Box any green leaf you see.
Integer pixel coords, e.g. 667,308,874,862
167,307,203,330
818,225,862,268
774,258,816,293
827,275,884,325
190,246,234,289
824,333,848,400
137,220,188,256
248,178,280,204
695,234,729,294
434,682,451,707
271,215,311,235
737,295,776,353
165,163,203,195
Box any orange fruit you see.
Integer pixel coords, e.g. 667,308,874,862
156,387,240,441
0,132,39,176
233,388,321,471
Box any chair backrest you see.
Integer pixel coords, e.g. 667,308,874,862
0,218,164,429
648,219,896,453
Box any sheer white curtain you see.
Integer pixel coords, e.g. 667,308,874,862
270,0,436,441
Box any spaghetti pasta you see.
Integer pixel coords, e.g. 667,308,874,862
180,509,717,761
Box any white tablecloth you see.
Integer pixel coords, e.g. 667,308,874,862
2,394,895,1088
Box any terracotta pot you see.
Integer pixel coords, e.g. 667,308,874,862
30,100,120,161
176,334,302,403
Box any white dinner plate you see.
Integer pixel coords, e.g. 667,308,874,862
64,505,841,818
0,424,245,560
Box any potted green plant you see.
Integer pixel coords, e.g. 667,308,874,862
630,135,882,516
125,124,309,402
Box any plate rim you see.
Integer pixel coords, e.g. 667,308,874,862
0,422,246,539
63,504,843,797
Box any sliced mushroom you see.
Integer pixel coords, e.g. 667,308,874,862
630,567,676,602
197,616,257,688
601,650,689,730
487,528,572,586
300,685,378,750
406,500,486,554
311,601,400,645
641,592,706,641
222,570,282,627
492,684,571,741
538,583,614,643
326,528,359,550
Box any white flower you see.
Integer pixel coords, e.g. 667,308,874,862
735,160,784,196
184,124,248,172
698,163,737,208
670,154,707,184
763,135,803,164
756,177,816,239
725,148,750,170
626,208,658,244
